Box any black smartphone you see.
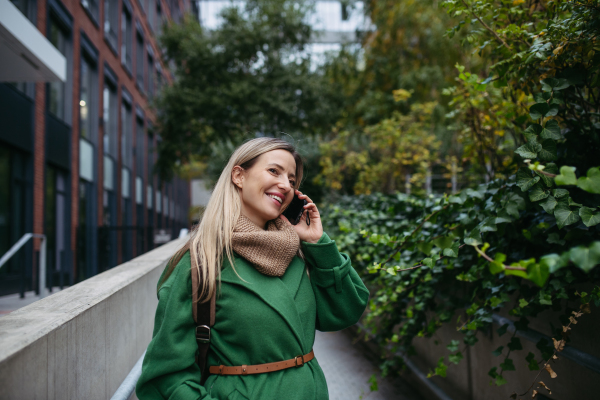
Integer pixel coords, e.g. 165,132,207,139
282,193,310,226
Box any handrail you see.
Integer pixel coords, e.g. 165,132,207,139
0,233,47,299
110,351,146,400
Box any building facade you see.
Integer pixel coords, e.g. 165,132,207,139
0,0,195,296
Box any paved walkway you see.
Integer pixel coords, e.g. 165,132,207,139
314,330,422,400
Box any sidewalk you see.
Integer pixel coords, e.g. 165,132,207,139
314,330,422,400
0,287,65,317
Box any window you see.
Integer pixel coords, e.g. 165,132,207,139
80,56,97,141
121,7,132,72
155,66,163,94
147,53,154,97
154,0,162,33
81,0,99,23
103,81,118,195
103,83,118,157
48,19,68,120
104,0,118,51
135,116,145,206
156,189,161,213
136,117,145,176
136,31,144,87
341,2,349,21
146,131,154,210
147,0,155,31
121,100,133,168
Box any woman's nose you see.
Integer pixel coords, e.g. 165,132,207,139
278,177,292,191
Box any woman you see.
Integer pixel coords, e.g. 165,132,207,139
136,138,369,400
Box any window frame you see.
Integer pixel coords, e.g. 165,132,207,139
121,1,133,74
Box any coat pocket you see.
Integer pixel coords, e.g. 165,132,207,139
227,389,249,400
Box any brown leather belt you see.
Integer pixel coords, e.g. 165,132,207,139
209,350,315,376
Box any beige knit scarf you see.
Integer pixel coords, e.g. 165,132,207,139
231,214,300,277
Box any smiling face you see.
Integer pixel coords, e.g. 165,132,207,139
232,149,298,229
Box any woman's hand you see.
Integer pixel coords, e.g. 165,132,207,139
280,189,323,243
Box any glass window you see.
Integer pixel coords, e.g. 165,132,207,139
80,60,92,139
136,176,143,205
122,168,130,198
121,102,133,168
154,0,162,33
136,32,144,86
121,7,132,71
104,0,118,50
79,138,94,182
103,155,114,190
136,117,145,175
48,19,68,120
147,54,154,97
155,68,163,94
147,0,155,31
81,0,99,22
103,83,118,157
156,189,161,213
147,132,154,177
147,185,153,209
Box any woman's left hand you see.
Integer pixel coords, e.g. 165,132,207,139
280,189,323,243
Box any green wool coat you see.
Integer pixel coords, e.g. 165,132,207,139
136,232,370,400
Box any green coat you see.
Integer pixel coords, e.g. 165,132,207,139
136,232,369,400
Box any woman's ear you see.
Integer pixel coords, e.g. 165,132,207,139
231,166,244,189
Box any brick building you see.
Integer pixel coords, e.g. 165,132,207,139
0,0,195,296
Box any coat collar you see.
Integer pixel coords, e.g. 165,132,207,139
220,253,308,347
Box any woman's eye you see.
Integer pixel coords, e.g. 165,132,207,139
290,181,296,187
268,168,278,174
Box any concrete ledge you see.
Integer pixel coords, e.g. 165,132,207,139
0,238,186,400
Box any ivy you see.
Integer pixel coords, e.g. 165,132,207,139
320,0,600,393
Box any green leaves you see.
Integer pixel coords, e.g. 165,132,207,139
515,142,541,159
517,168,540,191
529,101,559,120
579,207,600,227
529,184,549,202
568,243,600,273
541,78,570,92
554,204,581,229
555,166,577,186
576,167,600,194
526,261,550,287
540,120,561,140
526,352,539,370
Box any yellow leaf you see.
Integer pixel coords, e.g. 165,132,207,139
545,364,557,379
552,338,565,352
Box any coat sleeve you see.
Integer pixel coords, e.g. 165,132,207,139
136,256,217,400
302,232,370,332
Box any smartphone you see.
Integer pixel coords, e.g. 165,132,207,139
282,193,310,226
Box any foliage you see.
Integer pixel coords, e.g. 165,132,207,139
321,0,600,391
153,0,345,180
317,100,441,195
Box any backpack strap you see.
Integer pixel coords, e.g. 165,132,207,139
191,253,216,385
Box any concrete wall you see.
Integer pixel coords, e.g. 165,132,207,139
407,302,600,400
0,237,186,400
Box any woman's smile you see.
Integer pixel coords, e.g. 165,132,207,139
266,192,285,207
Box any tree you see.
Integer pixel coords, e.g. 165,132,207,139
153,0,345,182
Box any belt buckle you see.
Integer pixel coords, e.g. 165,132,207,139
294,354,305,367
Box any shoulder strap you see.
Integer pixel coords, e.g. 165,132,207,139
191,253,216,385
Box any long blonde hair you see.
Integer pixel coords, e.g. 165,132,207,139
160,137,304,302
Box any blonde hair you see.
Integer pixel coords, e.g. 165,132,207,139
160,137,304,302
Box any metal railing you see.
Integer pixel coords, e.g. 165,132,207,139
110,351,146,400
0,233,47,299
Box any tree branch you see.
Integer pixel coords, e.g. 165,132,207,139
460,0,512,51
